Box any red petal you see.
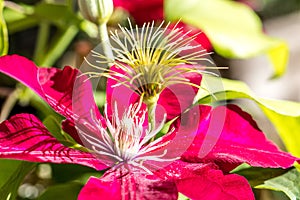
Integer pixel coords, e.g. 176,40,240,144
38,66,105,125
78,177,120,200
183,105,297,170
0,114,107,170
0,55,45,98
61,119,83,145
107,65,201,123
158,70,201,121
160,161,254,200
106,66,142,118
79,167,178,200
0,55,104,125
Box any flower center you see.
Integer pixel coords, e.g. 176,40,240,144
82,21,218,102
76,102,176,174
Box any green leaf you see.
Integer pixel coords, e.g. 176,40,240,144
38,24,79,66
256,169,300,200
33,3,80,28
51,163,99,183
3,4,38,34
231,163,289,187
94,91,106,108
196,75,300,157
42,114,90,153
37,182,83,200
0,0,8,55
0,159,35,200
43,115,65,141
178,193,189,200
164,0,288,77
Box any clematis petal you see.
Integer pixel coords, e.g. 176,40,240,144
61,119,83,145
38,65,105,126
78,177,120,200
0,114,108,170
107,65,201,122
182,105,297,170
0,55,104,126
161,161,254,200
106,65,142,118
0,55,45,98
158,70,201,121
79,166,178,200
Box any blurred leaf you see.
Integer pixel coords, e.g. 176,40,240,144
165,0,288,77
77,172,102,185
51,164,99,183
0,0,8,55
34,3,80,28
37,182,82,200
3,4,38,34
178,193,189,200
256,169,300,200
258,0,300,19
43,115,64,141
0,159,35,200
197,76,300,157
37,24,78,66
232,165,289,187
42,115,88,153
94,91,106,108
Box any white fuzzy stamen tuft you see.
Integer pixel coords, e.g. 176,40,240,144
76,102,177,174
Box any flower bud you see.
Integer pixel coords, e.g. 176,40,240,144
78,0,114,25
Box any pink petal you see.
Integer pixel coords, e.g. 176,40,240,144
0,55,104,125
79,166,178,200
38,65,105,126
165,161,254,200
106,65,142,118
107,65,201,122
78,177,120,200
0,55,45,99
158,70,201,121
61,119,83,145
182,105,297,170
0,114,107,170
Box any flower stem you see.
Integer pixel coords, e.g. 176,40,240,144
0,88,19,122
98,22,114,66
147,100,157,132
144,94,160,133
33,22,50,65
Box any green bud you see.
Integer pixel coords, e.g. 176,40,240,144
78,0,114,25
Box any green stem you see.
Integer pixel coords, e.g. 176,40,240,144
66,0,74,11
33,22,50,65
0,0,9,56
98,22,114,65
146,100,157,132
40,25,78,66
0,89,19,122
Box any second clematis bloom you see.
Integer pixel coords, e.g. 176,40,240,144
0,54,298,199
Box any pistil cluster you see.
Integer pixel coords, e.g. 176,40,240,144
83,21,215,102
76,102,175,174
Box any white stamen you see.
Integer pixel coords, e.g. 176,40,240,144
76,102,174,174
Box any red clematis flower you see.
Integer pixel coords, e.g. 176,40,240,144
0,55,297,199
